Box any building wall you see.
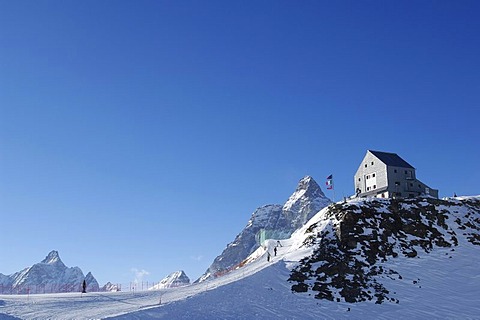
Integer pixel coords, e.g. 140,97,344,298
354,151,387,196
386,166,416,197
385,166,438,198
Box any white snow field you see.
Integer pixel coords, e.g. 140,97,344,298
1,199,480,319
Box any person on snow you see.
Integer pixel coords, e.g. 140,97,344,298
274,247,277,256
82,279,87,293
267,251,271,262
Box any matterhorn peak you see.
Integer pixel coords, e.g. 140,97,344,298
283,176,328,213
298,175,325,196
41,250,64,266
197,176,332,282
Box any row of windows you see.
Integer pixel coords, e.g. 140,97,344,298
378,192,418,198
358,170,416,183
392,192,416,198
364,161,375,168
393,169,413,175
366,185,377,191
358,173,376,181
396,181,422,188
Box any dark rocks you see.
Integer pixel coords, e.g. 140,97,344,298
289,197,480,304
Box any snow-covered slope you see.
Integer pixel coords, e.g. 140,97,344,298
288,196,480,305
1,196,479,319
197,176,331,282
0,250,99,294
149,270,190,290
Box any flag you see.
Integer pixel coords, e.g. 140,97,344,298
326,174,334,190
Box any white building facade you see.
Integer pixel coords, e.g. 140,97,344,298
354,150,438,198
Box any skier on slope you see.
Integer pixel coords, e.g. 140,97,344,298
82,279,87,293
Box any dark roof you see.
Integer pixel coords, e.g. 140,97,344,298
368,150,415,169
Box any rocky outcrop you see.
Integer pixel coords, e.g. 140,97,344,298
289,197,480,304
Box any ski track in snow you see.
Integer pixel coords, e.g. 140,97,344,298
1,199,480,319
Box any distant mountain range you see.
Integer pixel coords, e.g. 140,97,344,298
0,250,99,294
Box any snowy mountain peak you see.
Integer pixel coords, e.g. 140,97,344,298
41,250,65,267
85,272,100,292
0,250,99,294
283,176,327,212
197,176,331,282
150,270,190,290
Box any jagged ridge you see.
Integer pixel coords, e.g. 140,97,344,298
0,250,99,294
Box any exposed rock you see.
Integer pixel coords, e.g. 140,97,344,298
289,197,480,304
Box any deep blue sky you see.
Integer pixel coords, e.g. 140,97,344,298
1,1,479,285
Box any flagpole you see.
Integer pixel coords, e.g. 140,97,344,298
326,174,335,203
333,182,336,203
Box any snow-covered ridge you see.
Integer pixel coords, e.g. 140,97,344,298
197,176,331,282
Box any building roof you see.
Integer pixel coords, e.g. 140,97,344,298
368,150,415,169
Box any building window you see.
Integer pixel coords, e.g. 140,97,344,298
358,178,361,181
371,161,374,165
365,164,367,168
394,169,397,173
373,185,376,189
405,170,408,174
372,173,376,177
410,183,413,187
418,184,421,188
367,187,370,191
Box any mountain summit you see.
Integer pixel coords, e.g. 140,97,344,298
41,250,65,267
283,176,329,230
197,176,331,282
150,270,190,290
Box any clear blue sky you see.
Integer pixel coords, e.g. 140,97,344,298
1,1,479,285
